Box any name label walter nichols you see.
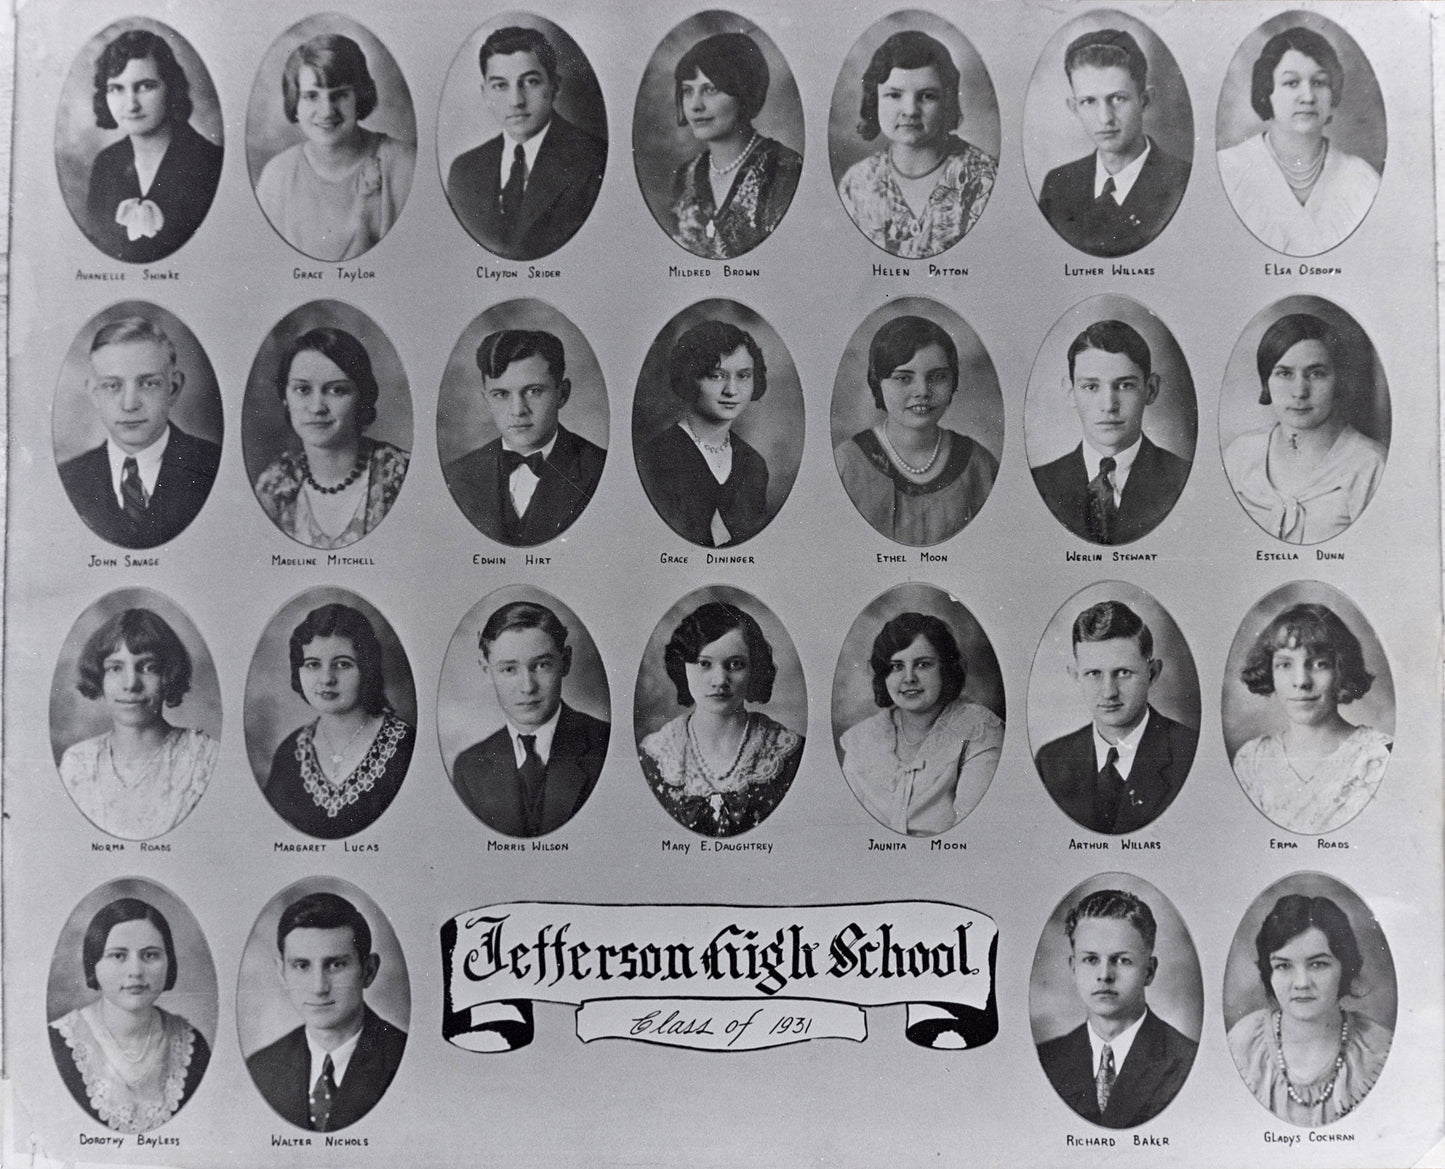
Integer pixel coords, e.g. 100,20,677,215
440,901,997,1053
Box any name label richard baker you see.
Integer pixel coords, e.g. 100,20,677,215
440,900,998,1053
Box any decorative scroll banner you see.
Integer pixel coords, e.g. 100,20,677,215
440,901,997,1052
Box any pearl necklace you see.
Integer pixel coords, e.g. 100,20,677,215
301,445,368,495
880,425,942,475
1273,1008,1349,1107
687,713,752,788
709,132,759,177
1265,132,1328,194
101,1009,157,1065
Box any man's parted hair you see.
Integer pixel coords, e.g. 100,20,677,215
480,26,559,88
1066,888,1157,951
1071,599,1153,660
1064,28,1148,93
276,891,372,961
1066,319,1152,382
479,600,568,658
476,329,566,387
91,316,178,367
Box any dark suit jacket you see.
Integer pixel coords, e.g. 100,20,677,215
445,424,606,547
446,113,607,260
1030,435,1190,546
1038,139,1191,258
1037,1011,1198,1128
245,1005,407,1131
1034,707,1198,834
452,703,609,837
58,424,221,549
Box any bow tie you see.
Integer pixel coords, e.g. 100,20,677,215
501,449,546,476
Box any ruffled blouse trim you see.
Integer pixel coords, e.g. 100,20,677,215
641,712,803,797
53,1006,195,1133
297,711,410,819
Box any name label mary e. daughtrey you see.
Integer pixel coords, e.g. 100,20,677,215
441,901,997,1052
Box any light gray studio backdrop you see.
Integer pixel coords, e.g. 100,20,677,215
3,3,1443,1167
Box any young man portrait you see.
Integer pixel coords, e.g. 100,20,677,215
444,328,607,547
450,600,609,837
58,315,221,549
1036,888,1198,1128
445,25,607,261
1030,319,1191,545
245,891,407,1132
1034,599,1197,834
1036,28,1191,257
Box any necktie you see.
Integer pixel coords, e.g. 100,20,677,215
309,1053,336,1131
121,457,147,521
500,449,546,477
518,734,546,835
502,144,526,222
1098,176,1117,204
1096,1044,1116,1115
1086,456,1117,543
1095,746,1124,833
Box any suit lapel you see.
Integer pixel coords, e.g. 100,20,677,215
1058,1026,1103,1120
538,706,590,831
513,120,573,239
1103,1012,1161,1124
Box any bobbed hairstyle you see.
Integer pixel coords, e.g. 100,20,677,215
275,326,381,431
1066,319,1152,381
1064,28,1148,93
479,600,569,657
476,329,566,388
663,601,777,706
82,897,178,992
1250,27,1344,123
1254,313,1343,406
1253,893,1364,1002
1065,887,1157,952
276,890,372,961
288,603,389,716
866,315,958,410
93,29,193,130
76,608,192,708
282,34,378,124
480,26,559,87
868,611,965,708
674,33,770,127
857,31,961,142
1071,599,1153,661
1240,602,1372,703
90,315,178,367
667,320,767,404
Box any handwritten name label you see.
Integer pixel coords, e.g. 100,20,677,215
89,554,161,568
140,841,170,852
660,552,689,564
274,842,326,852
872,264,909,277
927,263,968,276
868,839,906,852
1270,838,1298,850
1066,551,1102,562
1119,838,1161,851
1069,839,1108,851
1266,263,1342,276
699,839,772,853
272,554,318,566
1316,550,1345,561
76,270,125,282
529,266,560,278
670,265,710,278
1065,1135,1115,1147
919,551,947,562
525,553,551,565
142,268,179,282
877,552,905,563
293,268,323,280
343,841,379,853
489,840,525,852
272,1134,312,1146
1317,838,1350,849
92,842,124,852
477,266,518,281
473,554,508,565
1256,550,1300,561
930,839,965,851
328,553,375,567
707,553,754,564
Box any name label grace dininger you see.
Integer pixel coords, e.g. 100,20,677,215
461,920,977,997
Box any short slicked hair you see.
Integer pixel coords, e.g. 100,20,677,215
1066,888,1157,952
476,329,566,387
480,27,559,88
480,600,569,658
1064,28,1148,93
1067,319,1152,382
1071,599,1153,661
277,891,372,961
